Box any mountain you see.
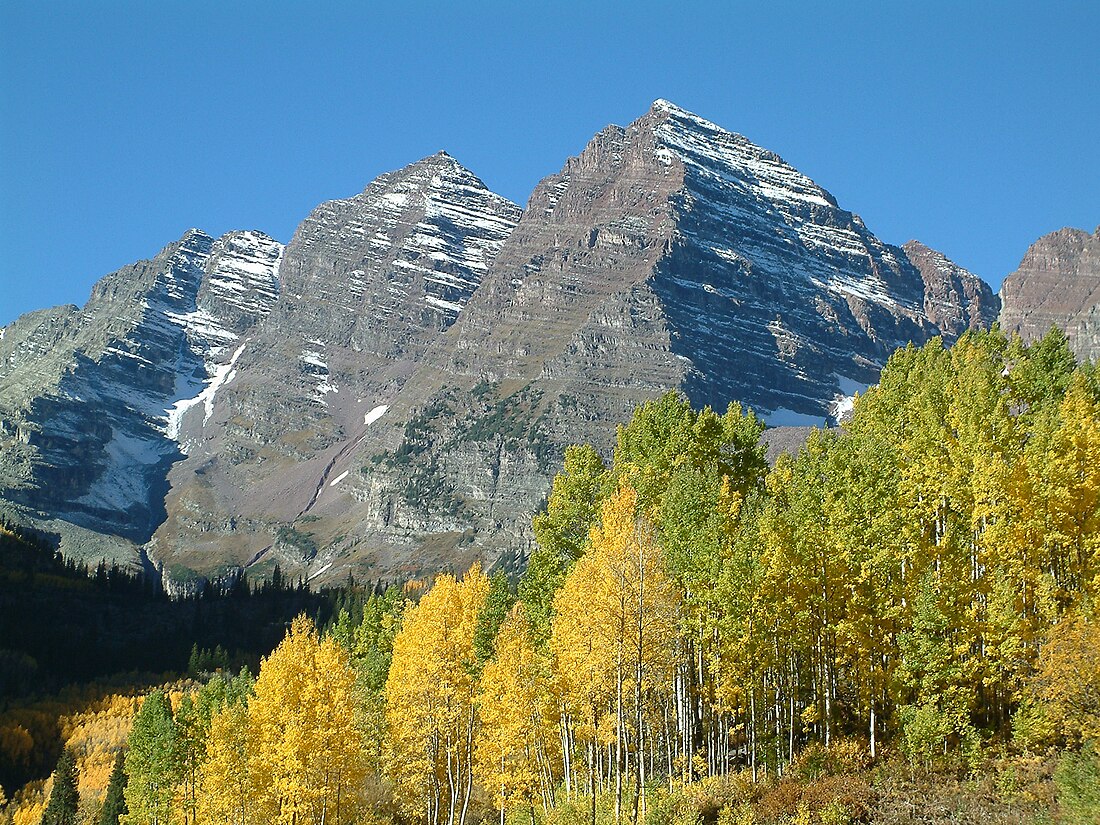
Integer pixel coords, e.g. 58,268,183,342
144,153,522,582
438,100,951,429
902,240,1000,340
216,100,990,582
0,229,282,563
998,226,1100,362
0,101,1004,583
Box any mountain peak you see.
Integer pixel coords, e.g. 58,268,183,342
413,149,457,168
649,98,724,132
901,240,998,341
413,149,464,170
179,227,212,243
0,99,1035,587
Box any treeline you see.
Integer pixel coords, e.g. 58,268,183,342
0,519,150,595
0,521,301,698
10,327,1100,825
0,518,417,698
0,523,404,798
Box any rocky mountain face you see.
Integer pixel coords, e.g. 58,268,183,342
276,101,993,581
998,226,1100,362
0,101,1022,584
902,240,1000,340
435,101,946,430
0,230,282,558
144,153,522,581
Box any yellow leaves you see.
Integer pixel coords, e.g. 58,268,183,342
476,604,558,814
0,689,141,822
248,615,367,825
10,796,45,825
384,566,489,820
188,622,366,825
718,475,744,526
551,486,680,728
1047,375,1100,594
0,724,33,770
196,703,251,825
1028,611,1100,746
63,693,138,804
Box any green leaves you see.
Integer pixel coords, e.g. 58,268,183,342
473,571,516,664
123,691,180,825
523,444,611,639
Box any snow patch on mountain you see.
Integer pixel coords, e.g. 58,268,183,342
828,376,869,423
164,342,248,444
363,404,388,426
299,347,340,404
74,426,169,511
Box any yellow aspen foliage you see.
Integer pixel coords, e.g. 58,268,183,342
550,495,627,744
476,603,560,819
8,779,47,825
551,486,680,821
1028,611,1100,746
196,702,252,825
384,566,489,825
11,797,45,825
554,485,680,716
1038,375,1100,600
63,694,140,805
248,615,367,825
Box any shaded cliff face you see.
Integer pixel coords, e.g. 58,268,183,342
0,230,283,551
649,101,937,423
998,227,1100,361
902,240,1001,343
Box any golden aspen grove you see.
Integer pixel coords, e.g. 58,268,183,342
4,327,1100,825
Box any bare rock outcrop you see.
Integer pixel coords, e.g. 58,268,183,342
902,240,1000,342
998,226,1100,361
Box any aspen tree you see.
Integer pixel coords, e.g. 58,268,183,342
385,567,489,825
551,487,679,825
476,604,560,825
123,691,180,825
196,703,252,825
248,615,367,825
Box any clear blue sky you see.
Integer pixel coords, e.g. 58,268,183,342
2,1,1097,327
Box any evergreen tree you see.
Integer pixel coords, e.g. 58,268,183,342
41,748,79,825
99,751,128,825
